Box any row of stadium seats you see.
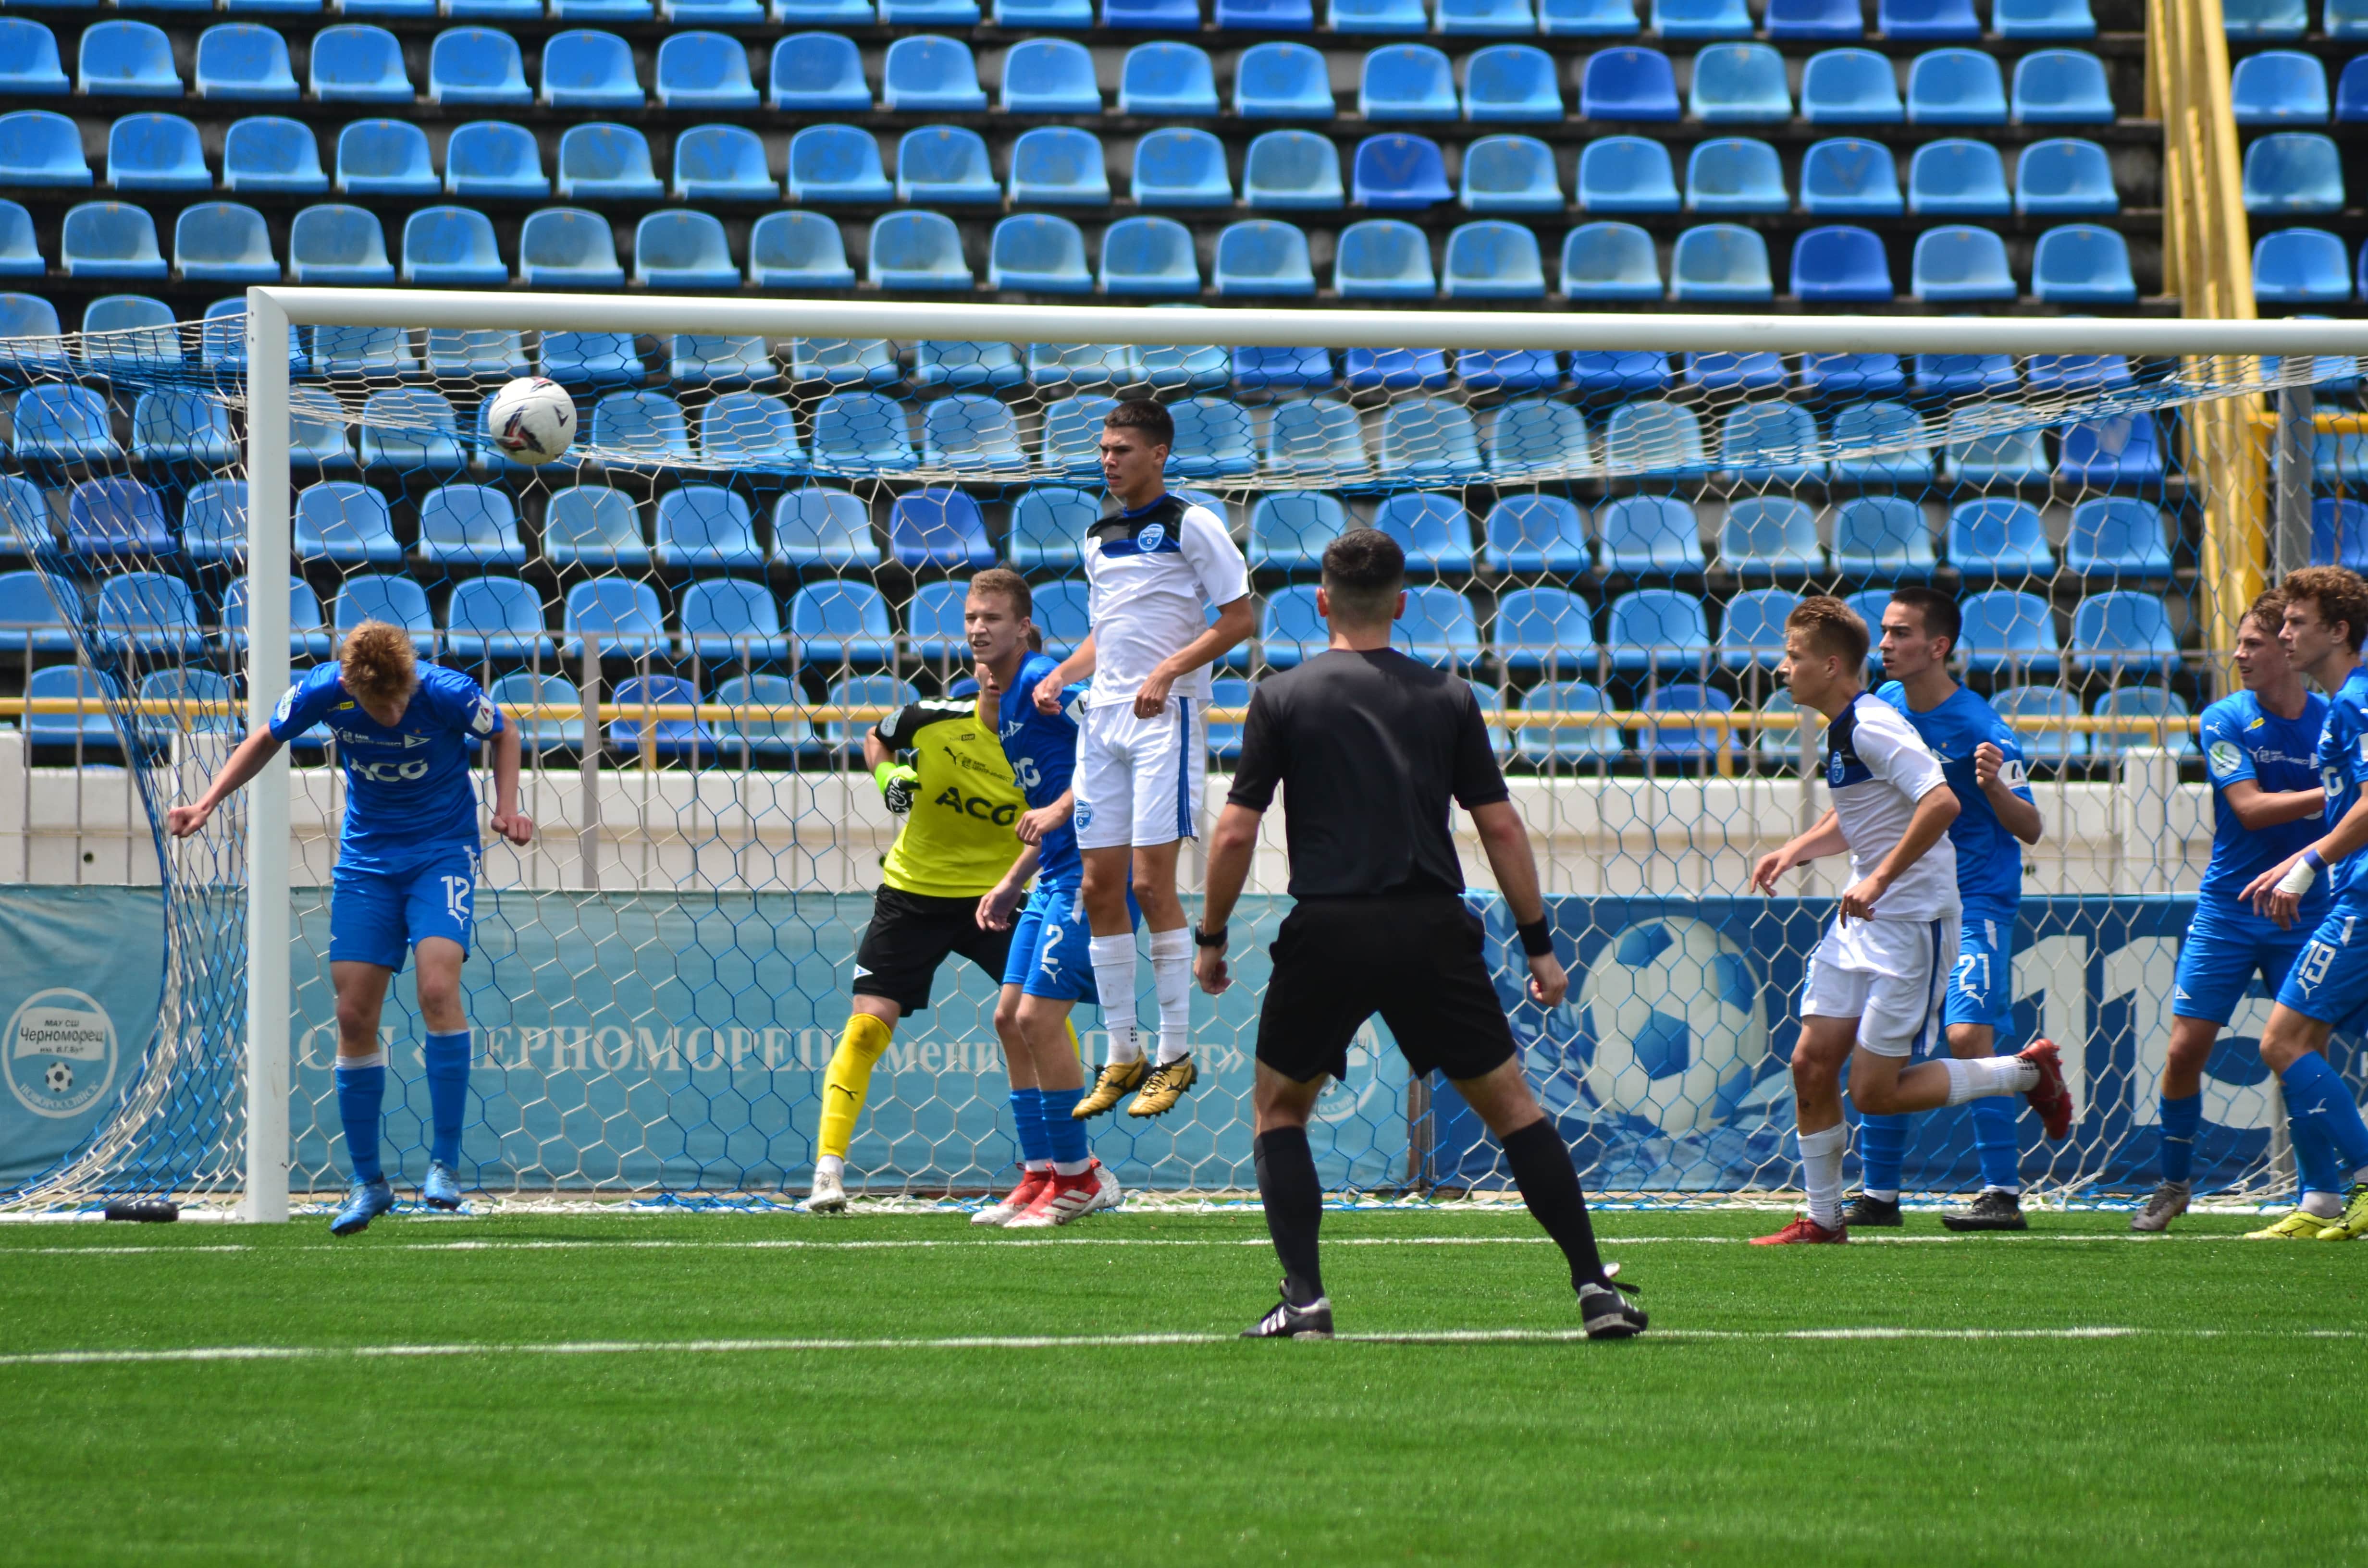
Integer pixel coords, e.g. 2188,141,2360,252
2230,48,2368,120
5,23,2127,122
2228,0,2368,38
4,477,2187,579
0,114,2130,220
0,568,2195,681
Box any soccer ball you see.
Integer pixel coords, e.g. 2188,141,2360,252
44,1060,73,1094
1577,917,1767,1137
484,377,576,466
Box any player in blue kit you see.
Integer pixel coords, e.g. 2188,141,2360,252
166,622,532,1236
964,570,1128,1229
2133,589,2331,1234
1843,588,2047,1232
2241,567,2368,1241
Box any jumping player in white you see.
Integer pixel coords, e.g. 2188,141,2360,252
1032,399,1254,1120
1748,598,2073,1245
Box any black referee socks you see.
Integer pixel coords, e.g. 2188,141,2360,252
1500,1119,1609,1291
1254,1127,1326,1308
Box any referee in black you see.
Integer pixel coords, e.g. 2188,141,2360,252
1194,529,1646,1341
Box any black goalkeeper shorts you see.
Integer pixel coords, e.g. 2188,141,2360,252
851,887,1013,1015
1256,894,1518,1085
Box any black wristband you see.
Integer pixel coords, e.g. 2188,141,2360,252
1194,924,1227,947
1516,919,1555,958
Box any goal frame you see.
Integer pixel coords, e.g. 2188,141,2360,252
235,288,2368,1221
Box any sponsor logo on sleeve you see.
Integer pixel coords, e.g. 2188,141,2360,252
471,694,496,735
274,687,297,726
2207,740,2242,779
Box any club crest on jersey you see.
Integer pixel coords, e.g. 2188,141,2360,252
2208,741,2241,778
1073,805,1094,832
1135,523,1167,551
1827,751,1847,787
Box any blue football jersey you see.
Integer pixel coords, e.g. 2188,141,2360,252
2319,667,2368,909
270,663,504,873
2197,688,2331,910
996,651,1088,889
1877,681,2034,919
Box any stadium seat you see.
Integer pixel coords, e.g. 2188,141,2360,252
1833,401,1936,485
1686,137,1787,212
2314,497,2368,568
416,484,527,566
811,391,916,472
2092,686,2193,760
920,394,1029,473
1352,135,1451,208
1514,681,1620,765
772,33,870,110
1770,0,1865,34
2330,0,2368,33
1483,494,1591,573
1392,586,1482,669
63,201,170,279
1560,221,1662,299
294,481,400,564
1913,354,2015,398
788,125,891,204
1578,135,1679,211
1881,0,1978,35
590,389,693,469
359,387,469,475
442,121,545,200
2071,591,2177,676
130,389,237,466
989,213,1090,292
2340,57,2368,121
1793,224,1893,300
426,28,529,104
1637,684,1734,766
1463,44,1560,120
0,210,42,283
85,295,180,367
1605,589,1710,674
1443,220,1545,298
2245,132,2344,213
2015,137,2117,214
1377,398,1483,481
1995,0,2095,34
308,321,414,377
999,487,1088,572
131,669,239,751
1449,135,1558,214
765,489,876,572
80,21,182,97
885,488,994,570
1235,41,1334,118
1688,42,1790,121
1134,129,1230,207
1958,589,2059,675
1580,46,1678,119
654,486,765,570
92,572,201,659
604,674,717,761
1907,47,2007,123
2031,224,2137,303
1652,0,1746,36
1493,587,1598,674
0,111,90,187
1482,396,1590,470
1796,352,1905,398
1598,494,1702,576
1942,407,2048,483
1831,494,1936,579
1912,224,2016,301
19,665,118,755
1248,491,1345,572
2065,496,2172,580
636,210,738,289
1717,588,1801,673
1362,45,1456,121
1947,497,2053,579
1103,0,1195,20
1604,398,1707,474
879,37,983,112
538,330,640,387
901,579,971,663
1203,675,1257,763
442,578,553,666
557,124,663,199
869,211,972,290
2012,49,2113,122
671,124,769,201
107,114,207,190
2231,50,2327,124
1669,223,1772,299
1329,0,1428,31
1717,402,1820,484
656,33,759,109
1371,492,1477,572
1218,0,1314,25
2221,0,2305,36
1258,585,1326,667
750,211,853,288
1244,133,1344,209
519,208,625,288
289,203,393,284
898,126,997,205
1262,398,1369,480
1720,497,1822,579
0,567,81,654
1334,219,1435,297
1802,49,1904,122
543,486,650,568
308,24,410,101
913,340,1024,392
543,30,644,109
1904,139,2009,214
1039,394,1120,477
563,576,670,661
881,0,979,20
1120,43,1216,115
64,478,171,558
1164,397,1255,479
1031,343,1140,390
1344,346,1450,393
695,390,801,464
335,120,434,196
2025,347,2132,393
1216,222,1320,300
1437,0,1533,30
1801,137,1904,213
0,20,68,97
1001,40,1099,115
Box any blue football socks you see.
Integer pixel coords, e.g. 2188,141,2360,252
1041,1085,1089,1170
1855,1112,1907,1200
2280,1052,2368,1175
422,1030,471,1168
335,1052,387,1185
2157,1091,2202,1185
1011,1086,1051,1168
1970,1094,2023,1192
2294,1099,2345,1198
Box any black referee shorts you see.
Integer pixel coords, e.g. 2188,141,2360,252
851,887,1013,1015
1256,895,1518,1085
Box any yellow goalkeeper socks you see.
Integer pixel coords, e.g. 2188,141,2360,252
818,1012,895,1162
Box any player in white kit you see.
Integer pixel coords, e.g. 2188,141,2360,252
1032,399,1255,1119
1747,598,2076,1244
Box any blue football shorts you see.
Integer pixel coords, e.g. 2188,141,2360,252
1943,911,2017,1037
328,845,480,971
1001,882,1098,1004
2275,905,2368,1027
2173,897,2317,1027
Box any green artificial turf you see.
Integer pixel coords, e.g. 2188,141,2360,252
3,1206,2363,1568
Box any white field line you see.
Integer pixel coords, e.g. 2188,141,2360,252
3,1325,2364,1370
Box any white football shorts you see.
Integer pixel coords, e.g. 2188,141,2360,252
1072,695,1207,851
1799,913,1960,1059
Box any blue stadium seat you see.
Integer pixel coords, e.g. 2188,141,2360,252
1329,0,1427,30
869,210,971,289
131,669,239,751
441,121,544,200
1483,493,1590,573
2221,0,2305,37
2012,48,2113,122
1204,676,1257,762
0,568,81,655
176,202,278,281
64,478,169,558
543,30,644,109
1801,137,1903,213
2025,348,2132,393
335,120,433,195
1165,396,1255,478
1653,0,1747,36
129,390,234,466
416,484,526,566
308,24,410,101
1001,39,1099,114
1039,394,1119,477
0,206,43,279
1006,487,1092,570
881,0,980,20
289,203,392,284
1717,402,1820,484
1604,398,1707,474
1688,42,1790,121
1580,46,1678,118
671,124,768,201
899,126,997,205
519,207,624,287
1881,0,1978,36
0,20,68,97
1686,137,1786,211
921,393,1028,472
1831,401,1933,484
60,201,163,279
94,571,202,658
885,488,994,570
1913,352,2017,397
1344,346,1449,392
1361,44,1456,120
1958,588,2059,675
900,579,970,662
1996,0,2094,34
1458,134,1561,213
2330,0,2368,32
0,111,90,187
1832,494,1936,577
2092,687,2193,760
427,28,528,105
605,674,716,761
1372,491,1477,572
84,295,179,367
80,21,182,97
564,576,670,661
1635,684,1736,767
1258,585,1326,667
1236,42,1333,118
1718,588,1801,672
788,125,890,203
694,390,801,466
1905,138,2009,213
2245,131,2343,213
1907,47,2006,123
770,488,879,571
1335,218,1435,297
1248,490,1345,572
656,32,759,110
294,481,400,564
1134,129,1229,207
107,114,207,190
1106,0,1197,23
1102,216,1201,295
1218,0,1314,24
2065,496,2171,579
1494,587,1598,673
1245,132,1343,208
443,577,551,665
1031,343,1141,388
1443,220,1544,298
543,486,649,568
557,124,662,199
989,213,1090,292
1377,398,1482,481
2016,137,2118,213
1392,585,1481,669
812,391,916,472
1669,223,1771,299
1912,224,2015,301
2312,497,2368,568
998,127,1104,206
1577,135,1678,211
1802,48,1904,122
1948,498,2054,579
2340,57,2368,121
1464,344,1565,395
1463,44,1559,120
654,485,765,569
1770,0,1864,36
2031,223,2137,302
538,331,639,386
1560,221,1662,299
1438,0,1532,30
1120,42,1216,115
637,209,737,289
772,33,871,110
1720,498,1821,579
1262,398,1369,480
1792,223,1893,299
1797,353,1905,398
1605,589,1709,674
358,387,467,474
1214,220,1316,296
20,665,120,755
1513,681,1620,765
309,322,413,377
194,25,296,101
2232,49,2328,124
1942,407,2048,483
913,340,1023,391
1598,494,1701,576
750,211,853,287
2071,591,2177,676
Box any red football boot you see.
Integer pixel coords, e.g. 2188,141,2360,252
2017,1038,2076,1140
1752,1214,1848,1245
971,1168,1051,1228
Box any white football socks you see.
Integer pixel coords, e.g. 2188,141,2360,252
815,1153,844,1180
1943,1055,2039,1106
1148,927,1194,1064
2303,1190,2344,1220
1798,1125,1847,1231
1088,933,1141,1064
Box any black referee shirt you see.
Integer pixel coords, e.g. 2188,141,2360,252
1226,647,1510,899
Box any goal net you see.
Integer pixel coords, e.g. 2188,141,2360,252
0,291,2360,1216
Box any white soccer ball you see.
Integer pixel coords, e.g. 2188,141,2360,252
1578,917,1767,1137
484,377,576,466
44,1060,73,1094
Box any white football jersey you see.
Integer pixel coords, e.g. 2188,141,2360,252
1823,692,1960,921
1081,492,1250,705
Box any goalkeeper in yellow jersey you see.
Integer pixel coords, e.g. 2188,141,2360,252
805,682,1032,1213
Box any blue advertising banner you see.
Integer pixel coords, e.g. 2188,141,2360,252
0,887,166,1188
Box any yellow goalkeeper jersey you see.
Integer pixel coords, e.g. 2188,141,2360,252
873,697,1028,899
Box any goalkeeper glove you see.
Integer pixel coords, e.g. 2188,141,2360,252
874,762,920,816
